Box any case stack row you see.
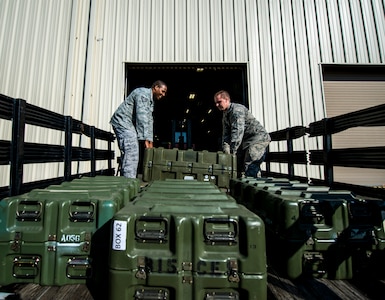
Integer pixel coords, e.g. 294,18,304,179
142,147,237,189
229,177,385,280
108,179,267,300
0,176,140,287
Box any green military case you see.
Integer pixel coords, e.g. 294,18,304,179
109,200,267,300
0,241,57,285
229,177,301,204
344,198,385,278
109,270,267,300
26,188,126,286
269,237,354,280
0,195,59,285
48,176,139,205
258,188,365,280
142,147,237,189
68,175,140,196
134,180,237,208
0,187,124,286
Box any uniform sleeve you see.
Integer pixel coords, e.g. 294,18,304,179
222,116,231,153
229,109,246,154
134,91,154,141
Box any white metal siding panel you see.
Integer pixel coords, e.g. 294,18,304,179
304,1,325,179
222,0,236,61
175,0,187,61
327,0,346,62
126,0,141,61
350,0,370,62
140,0,152,61
187,0,199,61
372,0,385,62
234,0,248,61
198,0,211,61
292,1,319,179
245,0,262,117
315,0,333,62
210,0,224,61
0,0,73,185
339,0,358,62
270,0,289,174
163,0,175,61
151,0,163,61
63,1,91,120
361,1,381,62
281,1,307,176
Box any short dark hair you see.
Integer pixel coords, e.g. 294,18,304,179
214,90,230,100
152,80,167,88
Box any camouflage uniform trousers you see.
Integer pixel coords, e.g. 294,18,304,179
113,126,139,178
243,141,270,177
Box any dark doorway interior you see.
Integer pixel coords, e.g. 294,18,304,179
125,63,248,152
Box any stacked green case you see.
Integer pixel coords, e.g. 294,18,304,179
0,196,58,285
229,177,360,279
0,176,139,287
142,147,237,189
108,180,267,300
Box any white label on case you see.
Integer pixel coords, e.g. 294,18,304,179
112,220,127,251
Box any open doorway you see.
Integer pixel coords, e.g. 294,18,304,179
125,63,248,153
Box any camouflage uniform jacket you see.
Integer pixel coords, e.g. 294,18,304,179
222,102,271,154
110,87,154,142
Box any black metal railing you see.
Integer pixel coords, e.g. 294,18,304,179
265,103,385,199
0,94,115,199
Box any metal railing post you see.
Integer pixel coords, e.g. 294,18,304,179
10,99,26,196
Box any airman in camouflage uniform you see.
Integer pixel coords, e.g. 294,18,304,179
110,80,167,178
214,90,271,177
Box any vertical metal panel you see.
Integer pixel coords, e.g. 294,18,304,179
0,0,74,185
233,0,248,61
151,0,163,61
163,0,176,61
372,0,385,62
63,0,91,120
210,0,224,61
338,0,358,62
326,0,346,62
361,0,382,62
175,0,187,61
222,0,236,61
186,0,199,61
198,0,212,61
315,0,333,62
350,0,370,62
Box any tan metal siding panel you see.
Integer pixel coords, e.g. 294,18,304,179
324,80,385,186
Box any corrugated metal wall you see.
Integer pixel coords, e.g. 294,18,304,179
1,0,385,186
